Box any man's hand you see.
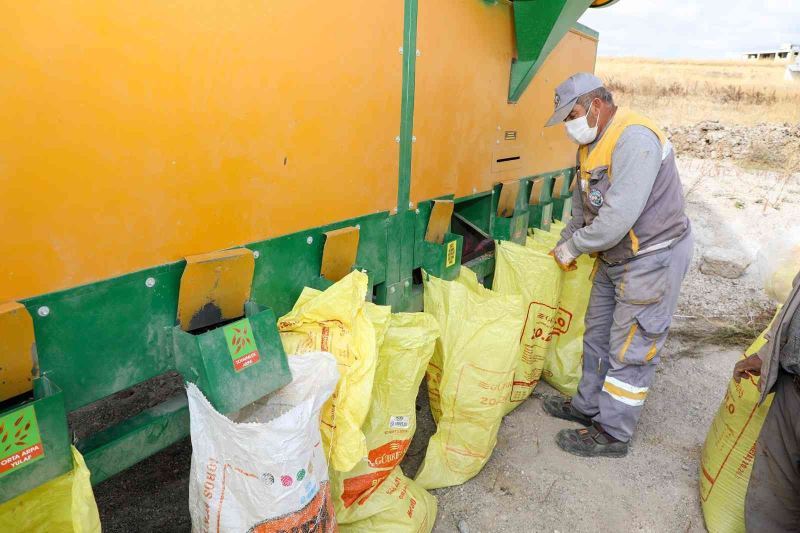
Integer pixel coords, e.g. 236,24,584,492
733,354,763,383
550,242,578,272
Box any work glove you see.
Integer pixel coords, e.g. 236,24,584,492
550,241,578,272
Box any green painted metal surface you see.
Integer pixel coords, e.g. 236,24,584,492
397,0,419,213
173,304,291,415
419,233,464,281
454,193,493,236
550,168,576,223
509,1,594,102
248,212,390,318
0,375,72,503
79,394,188,485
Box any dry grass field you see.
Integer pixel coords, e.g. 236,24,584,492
596,57,800,126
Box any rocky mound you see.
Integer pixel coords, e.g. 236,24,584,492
665,121,800,166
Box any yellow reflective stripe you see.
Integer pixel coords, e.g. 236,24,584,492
645,341,659,361
603,381,648,401
619,323,637,362
629,229,640,255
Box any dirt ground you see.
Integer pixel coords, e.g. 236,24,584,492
92,151,800,532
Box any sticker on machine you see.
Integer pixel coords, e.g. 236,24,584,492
0,405,45,477
388,415,410,429
223,318,261,372
446,240,457,267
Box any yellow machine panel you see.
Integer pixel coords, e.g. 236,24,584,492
411,1,598,203
0,1,403,301
0,302,35,402
177,248,255,332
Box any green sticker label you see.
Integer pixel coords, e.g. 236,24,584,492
445,240,457,268
223,318,261,372
0,405,44,477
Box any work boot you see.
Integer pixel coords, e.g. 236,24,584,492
542,395,592,427
555,423,629,458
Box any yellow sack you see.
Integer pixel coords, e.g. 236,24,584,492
549,219,566,233
0,446,101,533
700,312,778,533
494,240,563,413
278,271,389,472
333,312,439,530
416,268,523,489
339,467,437,533
530,228,561,249
543,231,594,397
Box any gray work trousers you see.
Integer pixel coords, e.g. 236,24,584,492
571,230,693,442
745,372,800,532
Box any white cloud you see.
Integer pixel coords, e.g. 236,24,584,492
579,0,800,59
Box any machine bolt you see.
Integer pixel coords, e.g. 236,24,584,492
412,136,417,143
306,236,313,245
415,208,420,214
409,201,414,209
390,286,396,294
399,46,403,54
395,136,400,143
355,224,361,230
145,277,156,288
404,280,410,288
361,268,367,273
253,251,260,259
496,140,500,144
416,49,421,57
37,306,50,317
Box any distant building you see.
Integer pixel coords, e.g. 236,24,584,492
745,43,800,63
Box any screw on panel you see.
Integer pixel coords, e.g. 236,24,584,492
306,236,313,245
356,224,361,230
496,140,500,144
415,208,420,214
253,251,260,259
412,136,417,143
409,202,414,209
416,49,421,57
389,286,396,294
145,277,156,288
361,268,367,274
399,46,403,54
472,187,477,194
404,280,410,288
37,306,50,317
395,136,401,143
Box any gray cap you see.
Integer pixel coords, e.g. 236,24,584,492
544,73,604,127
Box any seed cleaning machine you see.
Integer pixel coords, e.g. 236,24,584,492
0,0,615,501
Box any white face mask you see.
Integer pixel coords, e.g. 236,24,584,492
564,101,598,145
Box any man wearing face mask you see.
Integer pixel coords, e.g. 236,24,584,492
540,72,693,458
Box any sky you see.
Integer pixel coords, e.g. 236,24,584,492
578,0,800,59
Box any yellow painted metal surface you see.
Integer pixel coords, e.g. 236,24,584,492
320,227,360,283
425,200,455,244
497,180,521,218
0,302,35,402
177,249,255,332
411,1,598,203
0,1,403,301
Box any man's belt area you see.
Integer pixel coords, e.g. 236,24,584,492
600,224,691,266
